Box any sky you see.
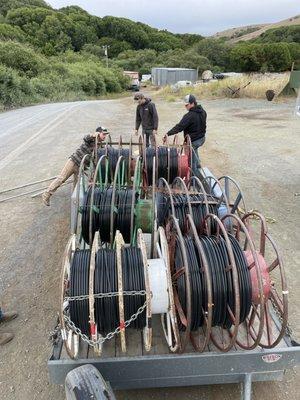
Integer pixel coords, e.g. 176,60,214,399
47,0,300,36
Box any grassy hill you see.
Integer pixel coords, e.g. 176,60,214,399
213,24,268,40
230,15,300,42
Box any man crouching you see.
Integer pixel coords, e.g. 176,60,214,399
42,126,108,206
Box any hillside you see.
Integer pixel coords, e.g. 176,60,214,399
213,15,300,42
213,23,268,40
230,15,300,42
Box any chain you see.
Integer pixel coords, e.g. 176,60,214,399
62,300,147,347
269,295,293,337
65,290,147,302
49,318,61,345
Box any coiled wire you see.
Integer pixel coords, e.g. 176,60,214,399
69,247,146,336
97,147,130,182
146,147,179,185
156,192,219,233
174,234,252,331
81,187,137,243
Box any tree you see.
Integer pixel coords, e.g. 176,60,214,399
230,43,292,72
255,25,300,44
37,15,73,55
0,23,26,42
193,38,232,69
0,0,50,16
97,37,132,58
96,16,150,49
230,44,263,71
6,6,54,39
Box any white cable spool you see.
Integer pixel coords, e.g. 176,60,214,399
148,258,169,314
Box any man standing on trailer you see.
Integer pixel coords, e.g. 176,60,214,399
165,94,207,177
42,127,108,206
134,93,159,147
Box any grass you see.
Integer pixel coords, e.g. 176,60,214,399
158,73,290,100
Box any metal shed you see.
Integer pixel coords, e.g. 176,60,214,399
151,67,197,86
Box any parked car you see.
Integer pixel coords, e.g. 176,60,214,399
123,71,140,91
213,73,225,80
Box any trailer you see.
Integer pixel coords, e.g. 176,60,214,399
48,136,300,399
49,315,300,400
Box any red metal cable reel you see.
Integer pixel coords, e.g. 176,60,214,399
165,215,192,353
221,213,266,350
178,135,192,181
242,211,288,349
185,214,213,353
202,213,241,352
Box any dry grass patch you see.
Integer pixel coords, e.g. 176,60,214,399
158,73,290,100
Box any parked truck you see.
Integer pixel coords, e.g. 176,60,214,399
123,71,140,91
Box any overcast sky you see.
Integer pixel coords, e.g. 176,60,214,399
47,0,299,35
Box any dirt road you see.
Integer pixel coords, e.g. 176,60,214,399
0,95,299,400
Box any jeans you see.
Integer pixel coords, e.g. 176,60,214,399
0,307,3,322
142,128,154,147
191,137,205,177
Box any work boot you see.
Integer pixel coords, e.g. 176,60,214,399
0,311,18,323
0,332,14,345
42,191,51,206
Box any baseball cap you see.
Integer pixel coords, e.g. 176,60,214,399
184,94,196,104
96,126,109,134
134,93,144,100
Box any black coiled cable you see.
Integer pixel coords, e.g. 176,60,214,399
145,147,156,185
97,147,130,182
81,187,138,244
156,192,219,233
69,247,146,336
69,249,91,336
174,236,204,331
228,234,252,323
146,146,179,185
174,233,252,330
121,247,146,329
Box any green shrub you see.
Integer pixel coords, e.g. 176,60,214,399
0,41,47,76
0,24,26,42
0,63,33,107
230,43,292,72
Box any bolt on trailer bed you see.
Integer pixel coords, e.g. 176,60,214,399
48,313,300,400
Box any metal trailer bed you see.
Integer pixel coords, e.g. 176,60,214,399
49,166,299,399
48,313,300,400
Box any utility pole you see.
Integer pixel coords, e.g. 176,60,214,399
102,45,110,68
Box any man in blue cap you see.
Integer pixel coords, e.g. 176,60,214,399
165,94,207,176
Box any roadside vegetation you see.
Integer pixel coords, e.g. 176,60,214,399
0,0,299,109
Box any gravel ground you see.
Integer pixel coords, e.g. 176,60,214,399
0,95,299,400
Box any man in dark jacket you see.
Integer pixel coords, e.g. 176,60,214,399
42,126,108,206
134,93,158,147
165,94,206,176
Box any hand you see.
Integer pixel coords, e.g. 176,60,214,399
153,130,157,135
134,129,138,136
162,134,168,144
